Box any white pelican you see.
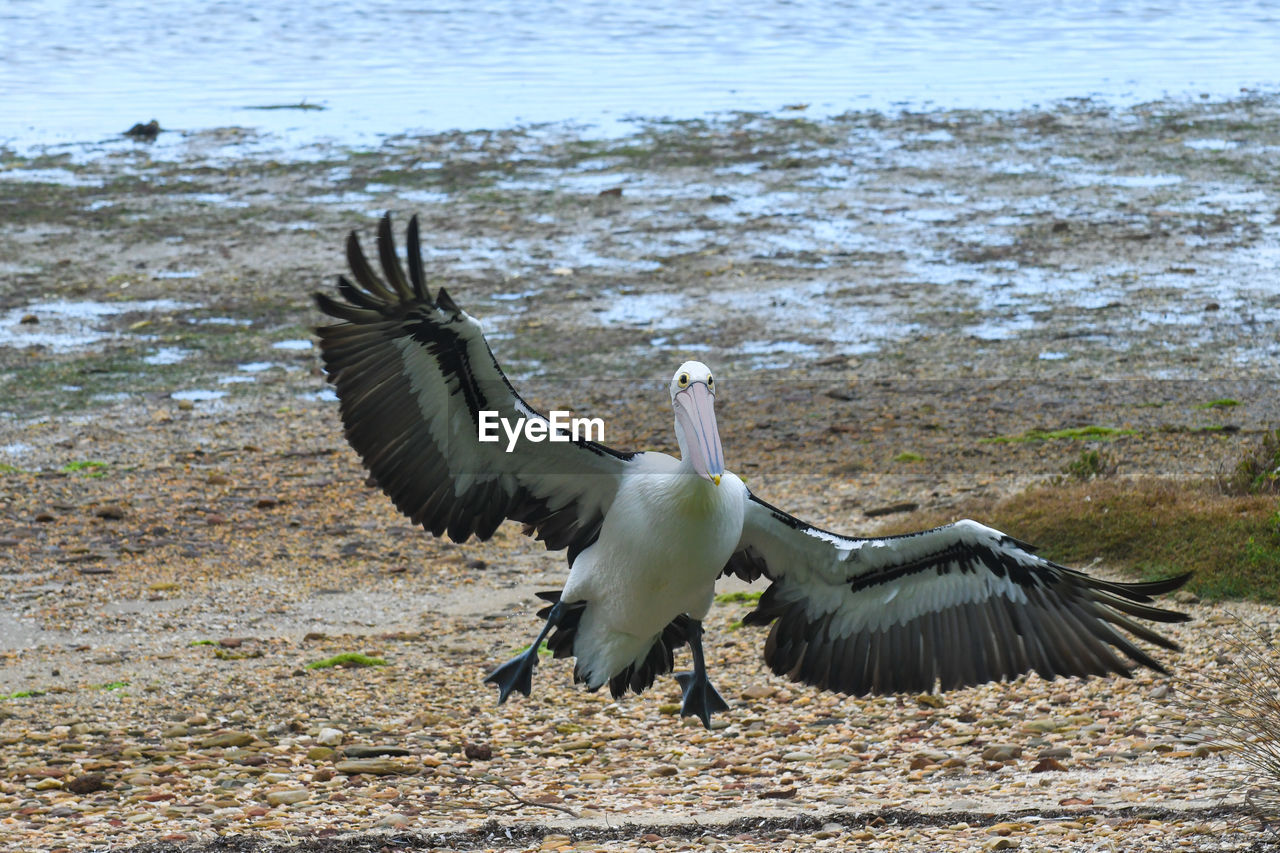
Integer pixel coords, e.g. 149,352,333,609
314,214,1190,728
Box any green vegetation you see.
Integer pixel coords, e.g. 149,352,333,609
983,425,1136,444
883,480,1280,602
61,460,109,477
189,639,217,646
1196,399,1240,409
1219,429,1280,496
714,590,763,604
893,451,925,463
92,681,129,691
305,652,389,670
512,641,552,657
214,648,263,660
1,689,46,700
1176,620,1280,829
1058,448,1118,483
0,464,22,475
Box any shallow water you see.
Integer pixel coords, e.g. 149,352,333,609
3,0,1279,151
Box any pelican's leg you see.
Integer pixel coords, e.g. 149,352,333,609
484,600,566,704
675,620,730,728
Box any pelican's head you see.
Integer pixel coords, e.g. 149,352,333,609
670,360,724,486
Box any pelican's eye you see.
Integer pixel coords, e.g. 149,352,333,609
706,375,714,389
677,373,690,388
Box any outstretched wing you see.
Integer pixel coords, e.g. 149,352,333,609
724,493,1190,695
315,213,638,562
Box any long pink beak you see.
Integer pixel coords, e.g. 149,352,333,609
674,382,724,485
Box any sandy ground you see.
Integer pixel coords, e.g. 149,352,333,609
1,95,1280,851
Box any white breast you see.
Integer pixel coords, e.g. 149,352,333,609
562,453,747,637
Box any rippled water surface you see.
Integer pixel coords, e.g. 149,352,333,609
3,0,1280,150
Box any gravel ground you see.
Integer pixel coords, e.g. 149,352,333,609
3,94,1280,851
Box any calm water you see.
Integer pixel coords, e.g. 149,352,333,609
2,0,1279,150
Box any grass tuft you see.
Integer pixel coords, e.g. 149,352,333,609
1177,620,1280,831
893,451,925,463
1219,428,1280,496
982,425,1136,444
1197,399,1241,409
1056,448,1118,483
305,652,388,670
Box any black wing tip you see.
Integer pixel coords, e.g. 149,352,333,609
437,287,461,316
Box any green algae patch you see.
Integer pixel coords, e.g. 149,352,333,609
305,653,389,670
983,426,1137,444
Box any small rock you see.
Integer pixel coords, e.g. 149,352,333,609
306,746,335,761
650,765,679,777
1023,717,1060,733
980,744,1021,762
312,768,335,782
466,558,487,570
95,504,126,520
66,772,109,794
813,822,844,840
1038,746,1071,759
124,119,161,140
986,839,1019,851
376,813,412,829
200,731,254,749
1031,757,1066,772
316,727,344,746
1148,684,1170,699
265,789,309,806
1173,589,1199,604
255,497,280,509
741,684,777,700
34,777,64,790
333,758,409,776
20,313,38,324
463,742,492,761
345,744,411,758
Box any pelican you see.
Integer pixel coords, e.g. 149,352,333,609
314,214,1190,728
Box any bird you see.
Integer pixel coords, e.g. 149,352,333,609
314,213,1191,729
